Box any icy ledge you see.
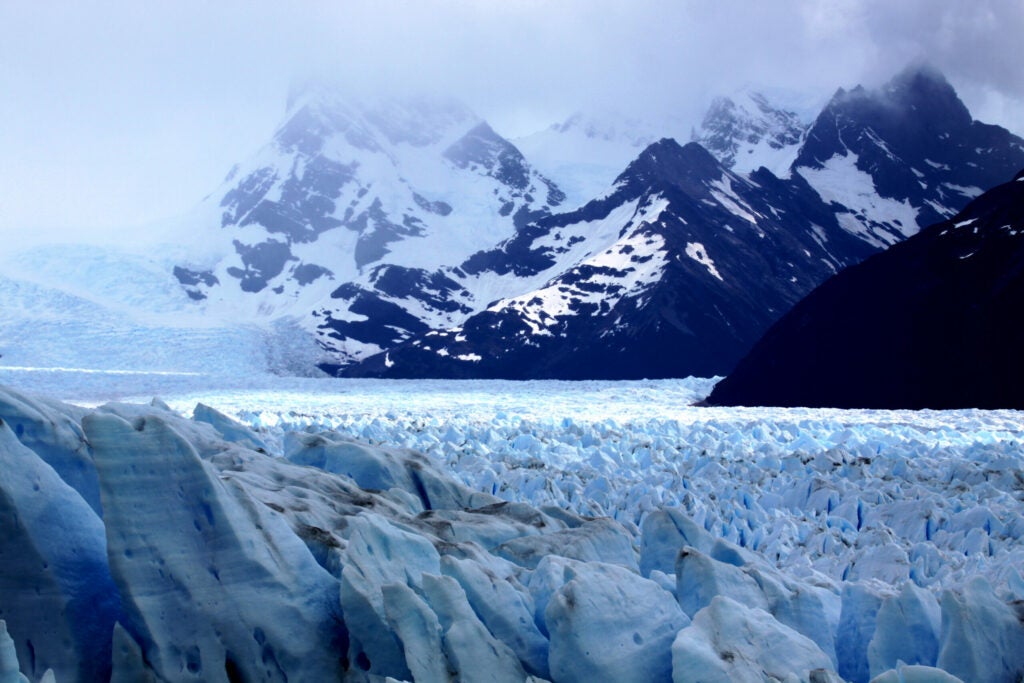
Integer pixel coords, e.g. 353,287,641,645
0,384,1022,682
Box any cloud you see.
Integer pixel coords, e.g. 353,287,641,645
0,0,1020,236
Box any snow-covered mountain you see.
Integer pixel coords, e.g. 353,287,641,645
691,89,816,176
341,66,1024,379
172,87,566,365
709,166,1024,409
793,65,1024,247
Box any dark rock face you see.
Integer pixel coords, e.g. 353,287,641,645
347,198,426,268
222,157,355,242
172,267,219,300
226,239,295,293
708,169,1024,409
315,266,474,367
445,122,532,191
320,283,432,351
292,263,333,286
368,265,470,314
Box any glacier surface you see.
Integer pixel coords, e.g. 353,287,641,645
0,374,1022,682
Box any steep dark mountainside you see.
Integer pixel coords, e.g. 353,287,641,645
708,169,1024,409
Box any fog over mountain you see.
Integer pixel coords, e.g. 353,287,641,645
1,0,1021,242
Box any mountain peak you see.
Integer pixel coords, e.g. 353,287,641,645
444,122,535,192
610,139,725,198
275,84,479,155
640,136,689,157
823,64,970,131
633,138,718,173
887,62,952,90
883,63,967,120
692,89,809,175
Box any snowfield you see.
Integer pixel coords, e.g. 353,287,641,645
1,372,1023,682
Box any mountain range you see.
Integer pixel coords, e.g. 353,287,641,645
5,65,1022,382
331,66,1024,378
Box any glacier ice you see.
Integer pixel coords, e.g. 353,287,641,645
339,513,441,679
870,664,965,683
0,412,117,683
441,555,550,677
496,517,638,570
0,388,99,515
419,573,528,682
380,582,448,682
0,620,29,683
83,411,345,682
671,595,833,683
544,559,688,683
867,582,941,677
1,379,1024,682
936,577,1024,682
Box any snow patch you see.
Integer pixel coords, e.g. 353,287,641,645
943,183,983,199
709,176,760,224
799,152,920,244
685,242,724,281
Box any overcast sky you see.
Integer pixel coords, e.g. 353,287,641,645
1,0,1021,239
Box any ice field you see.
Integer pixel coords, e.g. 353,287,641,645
1,370,1023,682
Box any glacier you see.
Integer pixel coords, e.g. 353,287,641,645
0,375,1022,682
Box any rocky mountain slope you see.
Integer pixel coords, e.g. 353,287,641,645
691,88,813,176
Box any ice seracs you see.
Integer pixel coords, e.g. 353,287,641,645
671,595,834,683
0,417,117,683
2,380,1024,681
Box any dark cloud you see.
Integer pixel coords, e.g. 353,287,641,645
0,0,1020,237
